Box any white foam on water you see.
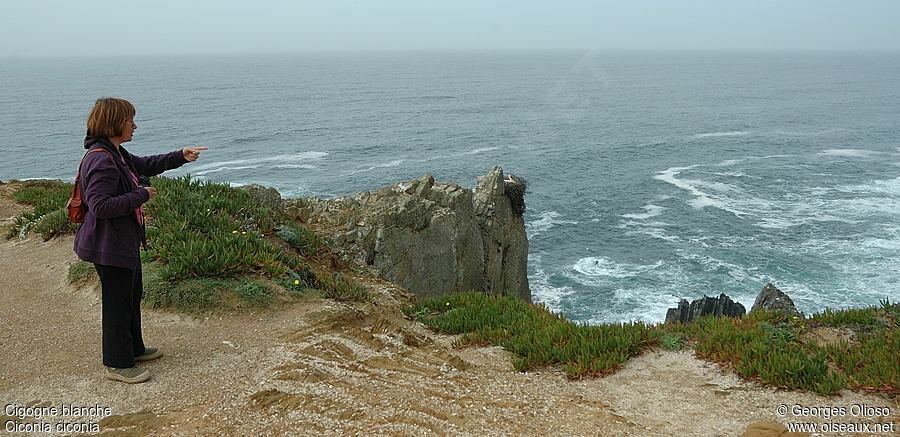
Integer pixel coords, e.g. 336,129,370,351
193,163,318,176
415,146,500,162
577,261,695,324
714,155,792,167
583,292,678,325
692,131,749,139
345,159,405,175
753,196,866,229
526,211,578,238
848,176,900,197
273,164,318,170
654,158,890,228
278,184,314,198
568,257,664,284
698,180,742,193
676,251,764,284
817,149,880,158
625,227,682,243
620,204,665,220
653,164,718,206
778,241,900,312
654,166,728,211
618,220,672,229
463,146,500,155
806,187,833,196
528,255,576,316
713,171,746,178
772,128,847,136
654,166,747,209
193,165,254,176
754,217,801,229
190,151,329,172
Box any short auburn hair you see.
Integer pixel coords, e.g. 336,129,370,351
86,97,135,138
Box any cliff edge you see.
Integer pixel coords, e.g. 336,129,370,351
283,166,531,302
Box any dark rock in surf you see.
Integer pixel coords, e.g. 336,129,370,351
750,283,799,315
665,293,746,324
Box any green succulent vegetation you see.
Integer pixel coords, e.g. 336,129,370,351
140,176,371,309
11,175,370,312
276,222,324,256
658,332,685,351
673,311,846,395
5,180,76,240
813,299,899,393
405,293,898,396
403,292,658,378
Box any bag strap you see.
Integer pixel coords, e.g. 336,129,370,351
75,148,113,182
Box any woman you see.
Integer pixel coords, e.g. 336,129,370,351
74,97,207,383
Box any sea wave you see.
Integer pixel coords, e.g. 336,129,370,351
572,256,663,279
653,166,733,212
692,131,749,139
528,255,575,316
526,211,578,238
817,149,880,158
620,204,665,220
772,128,847,136
344,159,405,175
415,146,500,163
190,151,329,172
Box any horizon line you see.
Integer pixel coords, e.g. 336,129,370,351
3,47,900,58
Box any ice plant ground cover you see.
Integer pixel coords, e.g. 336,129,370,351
405,292,898,396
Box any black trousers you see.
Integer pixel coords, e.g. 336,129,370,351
94,263,146,368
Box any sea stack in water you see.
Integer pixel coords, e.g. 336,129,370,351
750,283,799,315
283,166,531,302
665,293,746,324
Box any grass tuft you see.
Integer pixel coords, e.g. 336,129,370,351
67,260,96,285
321,273,372,302
234,280,276,307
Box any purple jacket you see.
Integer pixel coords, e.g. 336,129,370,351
74,136,188,269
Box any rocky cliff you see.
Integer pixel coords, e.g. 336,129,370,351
282,167,531,302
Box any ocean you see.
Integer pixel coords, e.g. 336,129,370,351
2,51,899,323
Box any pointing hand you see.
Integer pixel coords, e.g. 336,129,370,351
182,147,208,162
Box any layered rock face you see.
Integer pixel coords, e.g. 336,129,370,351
665,293,746,324
283,167,531,302
750,283,799,315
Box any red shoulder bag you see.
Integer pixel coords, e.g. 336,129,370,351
67,149,112,223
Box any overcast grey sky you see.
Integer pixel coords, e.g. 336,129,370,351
2,0,899,56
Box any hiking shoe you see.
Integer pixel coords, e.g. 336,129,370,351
135,347,163,362
106,367,151,384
